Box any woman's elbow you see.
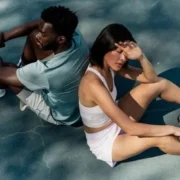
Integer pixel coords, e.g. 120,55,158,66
146,76,159,83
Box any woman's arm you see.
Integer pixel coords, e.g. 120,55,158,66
88,79,179,137
138,54,158,82
117,42,159,83
0,19,40,47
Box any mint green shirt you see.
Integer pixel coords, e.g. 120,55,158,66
17,30,89,125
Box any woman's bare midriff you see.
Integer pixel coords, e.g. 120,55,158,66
83,120,114,133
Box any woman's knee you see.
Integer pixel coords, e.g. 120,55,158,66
141,77,168,96
156,77,169,90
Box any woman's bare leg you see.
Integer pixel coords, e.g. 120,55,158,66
118,77,180,122
112,134,180,162
113,77,180,161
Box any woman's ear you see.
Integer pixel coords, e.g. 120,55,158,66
57,36,66,44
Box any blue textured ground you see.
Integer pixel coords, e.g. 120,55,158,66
0,0,180,180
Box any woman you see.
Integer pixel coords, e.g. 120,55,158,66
78,24,180,167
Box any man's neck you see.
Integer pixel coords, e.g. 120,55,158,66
54,41,72,55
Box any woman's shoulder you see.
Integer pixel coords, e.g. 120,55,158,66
80,71,105,93
83,71,103,85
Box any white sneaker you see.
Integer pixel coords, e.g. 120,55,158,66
0,89,6,98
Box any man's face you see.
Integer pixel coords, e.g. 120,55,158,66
36,20,58,51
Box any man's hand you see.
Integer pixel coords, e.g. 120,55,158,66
115,41,143,60
0,32,5,48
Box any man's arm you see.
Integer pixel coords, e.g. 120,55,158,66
0,66,23,87
0,19,41,47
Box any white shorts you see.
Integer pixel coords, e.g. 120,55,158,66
85,122,123,167
17,89,62,125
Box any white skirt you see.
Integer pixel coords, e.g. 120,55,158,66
85,122,122,167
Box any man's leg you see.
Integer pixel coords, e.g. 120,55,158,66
0,29,53,98
15,88,62,125
0,60,17,97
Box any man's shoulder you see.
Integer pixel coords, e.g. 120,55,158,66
73,29,88,48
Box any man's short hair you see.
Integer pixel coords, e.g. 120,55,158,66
41,6,78,40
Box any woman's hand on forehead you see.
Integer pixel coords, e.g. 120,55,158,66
115,41,143,60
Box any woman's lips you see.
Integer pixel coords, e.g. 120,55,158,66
117,63,123,67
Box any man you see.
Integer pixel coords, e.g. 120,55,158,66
0,6,89,125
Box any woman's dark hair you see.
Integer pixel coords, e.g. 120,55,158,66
89,24,136,68
41,6,78,40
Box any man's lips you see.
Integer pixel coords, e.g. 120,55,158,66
36,39,42,46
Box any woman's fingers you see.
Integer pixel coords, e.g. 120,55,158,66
129,42,137,48
114,43,123,52
115,41,138,57
118,41,137,48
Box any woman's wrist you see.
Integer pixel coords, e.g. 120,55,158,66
167,125,175,135
137,53,145,61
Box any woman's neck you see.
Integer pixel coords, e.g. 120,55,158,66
91,65,110,77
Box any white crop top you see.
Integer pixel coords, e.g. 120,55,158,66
79,66,117,128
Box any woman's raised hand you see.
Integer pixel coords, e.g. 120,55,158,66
115,41,143,60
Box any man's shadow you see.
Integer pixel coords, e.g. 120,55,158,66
115,67,180,165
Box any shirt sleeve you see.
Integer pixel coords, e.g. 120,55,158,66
16,61,49,91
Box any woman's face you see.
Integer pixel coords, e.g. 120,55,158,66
104,49,127,71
